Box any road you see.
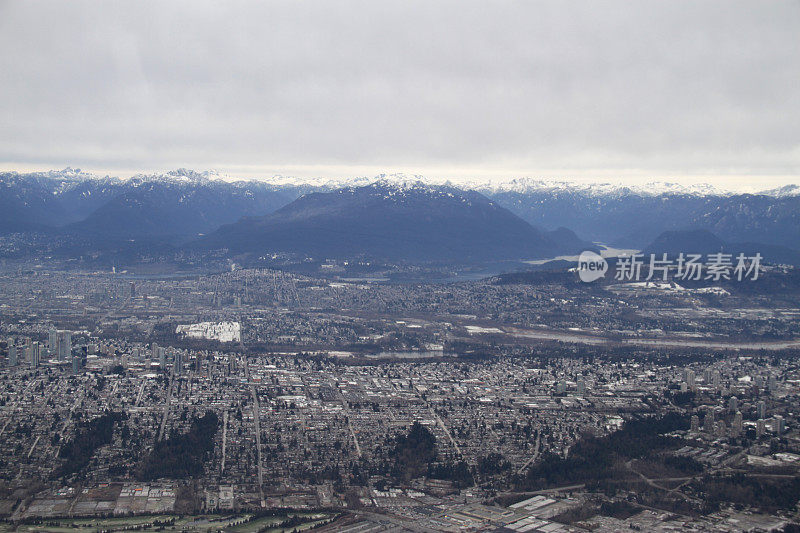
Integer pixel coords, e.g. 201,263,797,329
246,358,265,504
221,410,229,475
431,409,461,456
338,391,363,458
496,484,586,499
156,372,174,441
413,381,462,457
134,381,145,407
26,435,40,459
625,460,699,503
517,430,542,475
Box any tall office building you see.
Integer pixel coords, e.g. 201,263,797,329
576,379,586,395
731,411,743,437
31,342,40,368
704,410,715,433
151,342,159,361
48,327,58,356
158,347,166,369
728,396,738,412
58,331,72,361
772,415,785,435
684,368,696,389
7,339,17,366
757,400,767,420
173,350,182,375
690,415,700,432
72,353,81,374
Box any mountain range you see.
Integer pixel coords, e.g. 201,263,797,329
192,180,585,262
643,229,800,266
1,168,798,265
0,169,296,241
488,188,800,250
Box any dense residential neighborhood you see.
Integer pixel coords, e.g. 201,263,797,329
0,265,798,531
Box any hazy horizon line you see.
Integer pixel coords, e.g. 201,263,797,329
1,162,798,193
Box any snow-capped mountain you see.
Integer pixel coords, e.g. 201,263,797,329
758,184,800,198
4,167,792,196
0,168,296,238
469,178,730,197
235,173,776,197
193,180,586,262
66,174,295,241
0,168,798,254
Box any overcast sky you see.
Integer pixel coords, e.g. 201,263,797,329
0,1,798,186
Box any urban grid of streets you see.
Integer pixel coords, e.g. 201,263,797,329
0,266,798,531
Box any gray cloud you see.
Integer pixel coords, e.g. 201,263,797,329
0,0,798,181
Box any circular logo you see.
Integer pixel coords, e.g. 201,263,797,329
577,250,608,282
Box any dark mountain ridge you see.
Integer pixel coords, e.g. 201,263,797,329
486,189,800,250
644,229,800,265
193,181,586,263
0,169,296,241
66,176,294,241
1,169,797,264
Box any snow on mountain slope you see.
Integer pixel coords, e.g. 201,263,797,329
5,168,795,197
223,173,791,198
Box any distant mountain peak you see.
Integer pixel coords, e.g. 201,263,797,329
128,168,229,185
369,176,429,190
470,178,730,197
193,181,568,262
759,184,800,197
5,167,110,183
4,168,796,198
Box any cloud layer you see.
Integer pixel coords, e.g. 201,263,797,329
1,1,798,181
